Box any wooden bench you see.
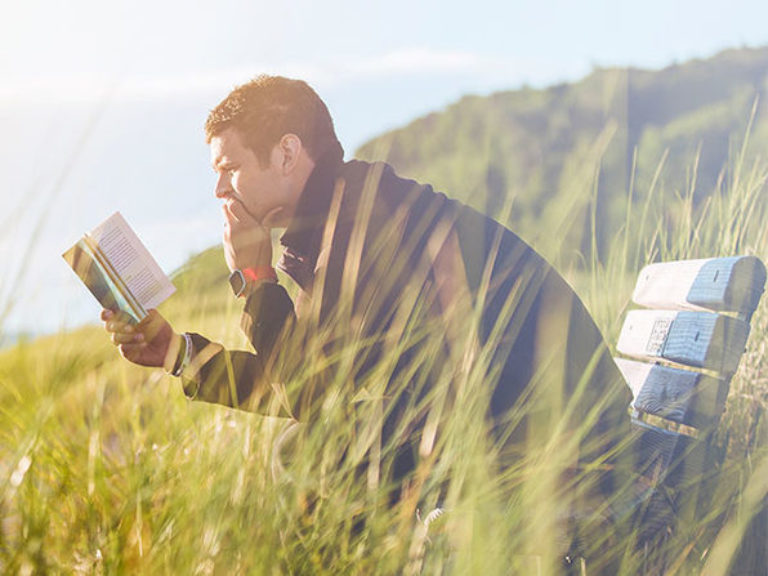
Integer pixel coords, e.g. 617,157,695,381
414,255,766,573
612,255,766,568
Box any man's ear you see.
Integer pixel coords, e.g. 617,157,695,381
278,134,302,174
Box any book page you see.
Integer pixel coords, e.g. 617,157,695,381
89,212,176,310
62,239,145,322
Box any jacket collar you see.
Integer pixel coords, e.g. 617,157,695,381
279,148,344,273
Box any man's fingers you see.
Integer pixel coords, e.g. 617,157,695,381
119,342,147,362
225,199,257,227
222,204,243,235
111,331,144,345
235,198,261,224
137,308,160,329
102,309,134,325
222,203,234,226
105,320,134,334
227,200,245,222
220,199,273,270
223,216,270,250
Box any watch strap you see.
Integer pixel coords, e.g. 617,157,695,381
241,266,278,284
230,267,278,298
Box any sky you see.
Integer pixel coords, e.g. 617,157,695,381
1,0,768,339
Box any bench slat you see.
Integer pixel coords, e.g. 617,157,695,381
615,358,728,430
632,256,766,316
617,310,750,375
631,420,705,487
631,420,709,524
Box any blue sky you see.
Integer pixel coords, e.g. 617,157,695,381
1,0,767,336
4,0,767,146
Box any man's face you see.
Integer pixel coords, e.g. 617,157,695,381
210,127,297,228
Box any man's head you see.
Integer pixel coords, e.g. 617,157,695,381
205,75,343,166
206,76,343,228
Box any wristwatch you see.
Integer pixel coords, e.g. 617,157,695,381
229,266,278,298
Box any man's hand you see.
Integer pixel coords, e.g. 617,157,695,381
102,309,180,370
222,201,281,272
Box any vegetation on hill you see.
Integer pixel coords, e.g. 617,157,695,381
356,46,768,269
3,47,768,573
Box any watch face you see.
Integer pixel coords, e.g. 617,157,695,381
229,270,246,297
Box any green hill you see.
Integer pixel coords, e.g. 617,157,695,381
356,46,768,266
4,46,768,574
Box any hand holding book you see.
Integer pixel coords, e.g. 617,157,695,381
102,308,183,371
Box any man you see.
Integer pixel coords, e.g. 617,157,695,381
103,75,632,561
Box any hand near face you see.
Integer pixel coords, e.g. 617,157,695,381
222,201,280,272
102,309,180,369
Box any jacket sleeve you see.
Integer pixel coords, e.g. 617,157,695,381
179,282,297,416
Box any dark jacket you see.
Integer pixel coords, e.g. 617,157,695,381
182,152,632,498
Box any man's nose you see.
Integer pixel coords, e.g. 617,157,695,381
214,173,231,198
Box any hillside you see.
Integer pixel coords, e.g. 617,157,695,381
4,47,768,573
356,46,768,266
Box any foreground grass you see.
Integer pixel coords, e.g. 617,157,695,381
2,147,768,575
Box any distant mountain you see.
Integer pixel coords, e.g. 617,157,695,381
356,46,768,265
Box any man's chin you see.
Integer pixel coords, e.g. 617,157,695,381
262,210,289,229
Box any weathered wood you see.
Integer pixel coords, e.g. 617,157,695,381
612,255,765,568
630,420,709,524
616,310,750,375
632,256,766,318
631,421,707,499
615,358,728,430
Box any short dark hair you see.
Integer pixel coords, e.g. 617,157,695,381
205,75,343,166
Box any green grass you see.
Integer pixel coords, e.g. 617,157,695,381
2,139,768,575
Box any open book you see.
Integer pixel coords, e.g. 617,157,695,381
63,212,176,323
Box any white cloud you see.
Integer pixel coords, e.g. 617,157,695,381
0,49,527,106
345,48,481,77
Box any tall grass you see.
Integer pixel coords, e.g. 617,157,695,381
2,130,768,575
577,114,768,574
